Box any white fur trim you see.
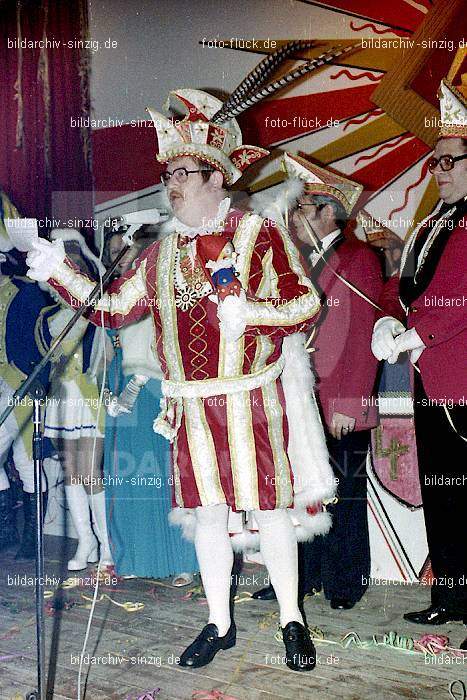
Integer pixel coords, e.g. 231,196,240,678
281,333,337,505
168,506,196,540
292,510,332,542
169,506,331,551
167,333,336,552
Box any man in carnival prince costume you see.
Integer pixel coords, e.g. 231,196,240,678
26,45,342,669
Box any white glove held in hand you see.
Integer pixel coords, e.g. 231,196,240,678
371,316,405,361
103,389,130,417
390,327,426,364
26,238,65,282
117,375,148,413
217,290,248,342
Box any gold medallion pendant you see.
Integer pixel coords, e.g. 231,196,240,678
174,241,212,311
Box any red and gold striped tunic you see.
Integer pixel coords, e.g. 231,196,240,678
47,209,321,512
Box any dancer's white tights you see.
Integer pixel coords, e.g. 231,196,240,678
194,504,302,635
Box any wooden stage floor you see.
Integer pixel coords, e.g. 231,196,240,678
0,535,466,700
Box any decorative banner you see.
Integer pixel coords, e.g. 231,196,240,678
371,417,422,508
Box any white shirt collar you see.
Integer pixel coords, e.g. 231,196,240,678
320,229,342,252
308,229,341,266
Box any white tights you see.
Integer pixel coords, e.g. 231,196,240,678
194,504,233,637
194,504,302,636
254,508,303,628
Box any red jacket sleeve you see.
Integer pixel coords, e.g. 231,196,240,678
244,223,321,340
47,242,158,329
377,274,405,323
411,226,467,347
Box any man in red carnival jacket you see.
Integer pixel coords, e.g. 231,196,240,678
253,154,383,609
372,75,467,637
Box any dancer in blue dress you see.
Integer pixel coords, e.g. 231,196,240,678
103,232,198,581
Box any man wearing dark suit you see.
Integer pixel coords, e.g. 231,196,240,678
372,76,467,634
253,154,383,609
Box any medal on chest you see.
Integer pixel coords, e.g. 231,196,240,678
174,239,212,311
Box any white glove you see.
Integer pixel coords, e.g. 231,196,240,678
26,238,65,282
390,328,426,364
117,375,148,412
371,316,405,362
216,290,248,341
103,388,130,417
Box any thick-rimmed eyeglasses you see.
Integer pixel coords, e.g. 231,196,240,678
427,153,467,173
160,168,213,185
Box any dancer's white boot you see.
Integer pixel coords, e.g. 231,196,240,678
88,491,114,567
64,484,98,570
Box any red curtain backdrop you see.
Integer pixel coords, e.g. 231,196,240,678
0,0,92,227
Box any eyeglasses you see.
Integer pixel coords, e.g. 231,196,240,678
160,167,213,185
427,153,467,173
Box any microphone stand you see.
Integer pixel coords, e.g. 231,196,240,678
0,240,133,700
25,384,47,700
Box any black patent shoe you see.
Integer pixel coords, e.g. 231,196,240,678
403,605,467,625
178,622,236,668
282,621,316,672
252,584,277,601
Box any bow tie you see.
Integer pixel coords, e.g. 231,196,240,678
309,250,324,267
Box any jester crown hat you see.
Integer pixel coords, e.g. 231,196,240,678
147,89,267,185
282,152,363,216
438,47,467,138
146,41,359,185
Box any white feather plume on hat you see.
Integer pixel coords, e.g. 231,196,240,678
249,177,305,229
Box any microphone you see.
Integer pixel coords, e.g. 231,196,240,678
110,209,168,246
119,208,163,226
109,208,168,246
